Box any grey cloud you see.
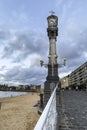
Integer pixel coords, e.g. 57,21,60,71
56,0,87,75
0,65,7,70
1,11,87,85
3,65,46,85
0,29,48,85
58,25,87,76
2,30,48,62
0,30,11,41
58,26,87,59
3,26,86,84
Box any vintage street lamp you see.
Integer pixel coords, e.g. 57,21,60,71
39,12,67,108
40,57,66,68
63,58,67,66
40,58,44,67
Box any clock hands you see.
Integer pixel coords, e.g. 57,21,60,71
50,19,55,24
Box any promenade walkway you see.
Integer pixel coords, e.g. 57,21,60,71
59,90,87,130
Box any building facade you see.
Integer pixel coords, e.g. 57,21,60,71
61,62,87,89
69,62,87,86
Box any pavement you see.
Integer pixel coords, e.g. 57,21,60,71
59,90,87,130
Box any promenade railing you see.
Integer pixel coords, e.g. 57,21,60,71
34,84,58,130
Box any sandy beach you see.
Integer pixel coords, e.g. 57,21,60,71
0,93,40,130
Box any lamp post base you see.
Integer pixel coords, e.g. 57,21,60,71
43,79,60,107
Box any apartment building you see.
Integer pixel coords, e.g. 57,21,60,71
68,62,87,86
61,62,87,88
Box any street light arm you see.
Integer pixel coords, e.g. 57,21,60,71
40,57,67,68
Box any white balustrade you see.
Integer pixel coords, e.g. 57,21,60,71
34,85,58,130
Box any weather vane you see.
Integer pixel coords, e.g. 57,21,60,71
49,11,55,15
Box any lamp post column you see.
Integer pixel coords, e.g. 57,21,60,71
44,14,59,106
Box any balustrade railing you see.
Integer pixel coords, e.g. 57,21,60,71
34,84,58,130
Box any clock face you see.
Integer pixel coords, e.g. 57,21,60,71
49,18,56,26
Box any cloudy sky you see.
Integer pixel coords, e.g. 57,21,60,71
0,0,87,86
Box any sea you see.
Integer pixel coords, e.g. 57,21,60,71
0,91,28,99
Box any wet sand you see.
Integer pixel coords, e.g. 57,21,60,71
0,93,40,130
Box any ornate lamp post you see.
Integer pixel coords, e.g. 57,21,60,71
40,12,66,108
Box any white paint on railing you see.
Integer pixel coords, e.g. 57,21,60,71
34,84,58,130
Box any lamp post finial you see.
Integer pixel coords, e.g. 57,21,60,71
49,11,55,15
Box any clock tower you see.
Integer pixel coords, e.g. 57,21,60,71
44,13,59,106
